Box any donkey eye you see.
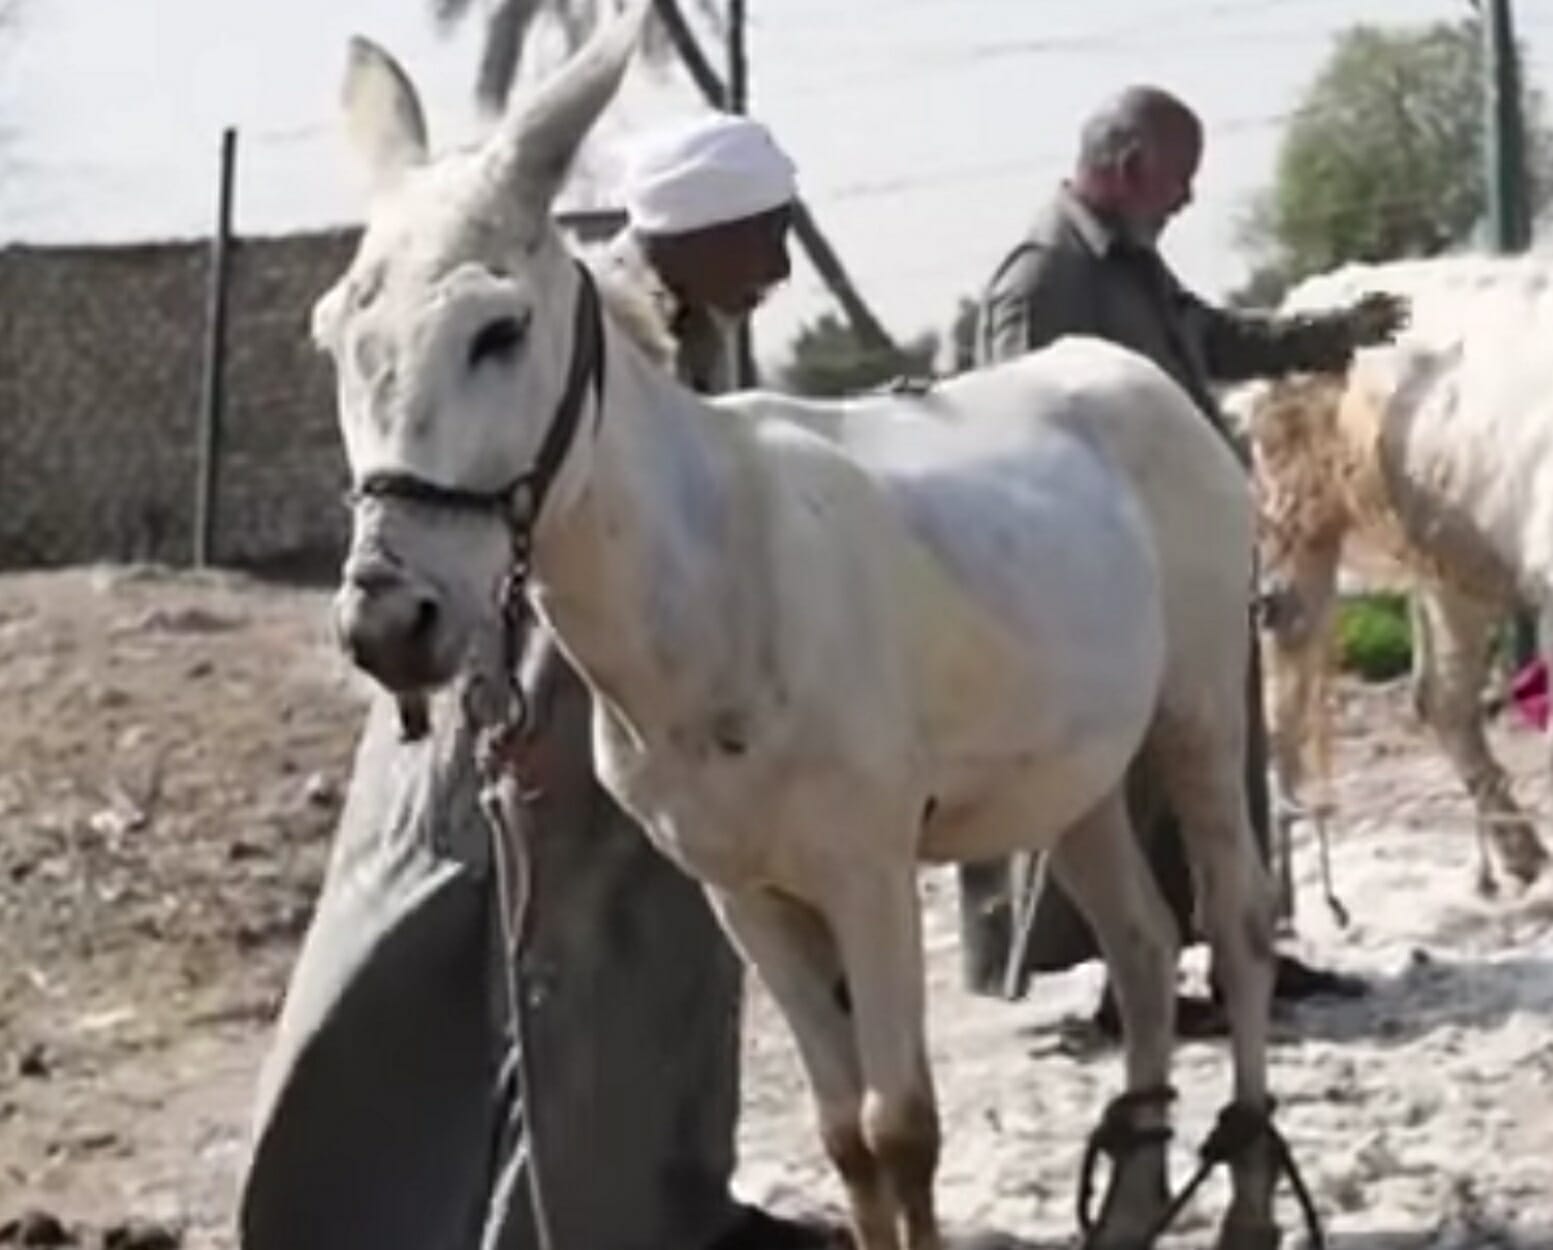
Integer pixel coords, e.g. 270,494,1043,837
468,314,528,369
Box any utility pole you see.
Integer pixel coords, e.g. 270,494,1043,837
1483,0,1531,255
725,0,758,387
1481,0,1539,665
726,0,747,113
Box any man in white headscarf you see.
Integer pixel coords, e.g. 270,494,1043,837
606,111,795,389
239,113,832,1250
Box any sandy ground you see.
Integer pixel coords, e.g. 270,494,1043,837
3,568,1552,1248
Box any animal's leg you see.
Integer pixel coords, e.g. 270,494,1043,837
1409,588,1433,723
707,887,891,1250
1415,582,1549,889
1048,789,1179,1249
1409,588,1497,896
828,867,940,1250
1261,541,1340,930
1153,703,1279,1250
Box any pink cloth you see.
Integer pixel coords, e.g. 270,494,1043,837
1510,658,1549,732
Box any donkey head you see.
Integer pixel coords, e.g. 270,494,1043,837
316,4,646,694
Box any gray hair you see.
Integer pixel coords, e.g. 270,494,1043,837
1078,86,1201,173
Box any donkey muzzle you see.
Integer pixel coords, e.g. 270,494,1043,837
333,557,448,694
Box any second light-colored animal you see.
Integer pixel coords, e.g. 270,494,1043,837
1232,255,1553,900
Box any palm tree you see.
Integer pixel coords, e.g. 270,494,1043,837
430,0,720,114
430,0,901,358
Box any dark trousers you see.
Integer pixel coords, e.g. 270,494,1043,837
958,628,1272,996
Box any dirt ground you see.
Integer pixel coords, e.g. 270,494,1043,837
3,567,1553,1248
0,568,361,1247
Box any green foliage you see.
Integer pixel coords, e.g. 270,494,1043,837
780,312,937,398
779,293,983,398
1335,592,1413,682
1240,19,1553,285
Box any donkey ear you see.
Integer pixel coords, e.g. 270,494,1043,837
489,0,650,209
341,36,431,191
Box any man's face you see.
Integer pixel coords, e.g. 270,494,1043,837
1120,126,1201,241
646,204,794,315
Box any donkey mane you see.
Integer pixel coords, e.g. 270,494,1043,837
584,246,679,372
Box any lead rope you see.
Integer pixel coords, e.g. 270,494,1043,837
368,265,605,1250
470,498,561,1250
481,761,554,1250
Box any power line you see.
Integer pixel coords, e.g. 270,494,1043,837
247,121,333,148
768,0,1378,30
815,109,1314,206
767,27,1344,102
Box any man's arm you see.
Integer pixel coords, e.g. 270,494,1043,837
978,243,1100,366
1194,289,1408,383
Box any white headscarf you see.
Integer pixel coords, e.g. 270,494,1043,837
621,113,797,235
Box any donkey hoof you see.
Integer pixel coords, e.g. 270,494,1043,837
1475,868,1500,900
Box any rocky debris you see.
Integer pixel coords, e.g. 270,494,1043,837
0,1211,73,1247
101,1221,180,1250
15,1043,50,1079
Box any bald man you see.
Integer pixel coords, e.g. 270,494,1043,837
961,85,1405,1032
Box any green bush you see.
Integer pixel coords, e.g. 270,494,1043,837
1335,591,1412,682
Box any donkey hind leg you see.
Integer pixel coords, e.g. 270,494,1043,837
1049,788,1180,1250
1415,582,1549,890
707,887,893,1249
827,867,942,1250
1151,710,1281,1250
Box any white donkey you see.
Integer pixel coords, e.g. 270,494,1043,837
320,8,1289,1249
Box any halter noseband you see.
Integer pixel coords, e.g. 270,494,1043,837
350,260,607,531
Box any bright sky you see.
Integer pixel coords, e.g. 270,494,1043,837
5,0,1553,366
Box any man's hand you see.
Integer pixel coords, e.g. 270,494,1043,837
1348,290,1410,347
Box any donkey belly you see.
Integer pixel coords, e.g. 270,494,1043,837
918,718,1147,864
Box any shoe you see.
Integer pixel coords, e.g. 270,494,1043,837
1205,953,1368,1006
705,1205,846,1249
1272,951,1367,1002
1093,988,1228,1041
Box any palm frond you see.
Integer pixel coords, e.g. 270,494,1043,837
430,0,478,31
474,0,545,112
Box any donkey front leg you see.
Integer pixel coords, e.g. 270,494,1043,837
708,887,894,1249
1154,718,1280,1250
1049,788,1179,1249
828,866,942,1250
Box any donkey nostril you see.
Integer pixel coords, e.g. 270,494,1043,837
410,597,439,642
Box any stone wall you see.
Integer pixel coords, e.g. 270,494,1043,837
0,211,624,577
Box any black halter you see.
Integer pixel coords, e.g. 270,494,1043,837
350,261,607,530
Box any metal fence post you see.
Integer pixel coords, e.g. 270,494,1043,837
194,126,237,568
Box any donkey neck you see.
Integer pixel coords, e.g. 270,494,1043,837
528,321,775,748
